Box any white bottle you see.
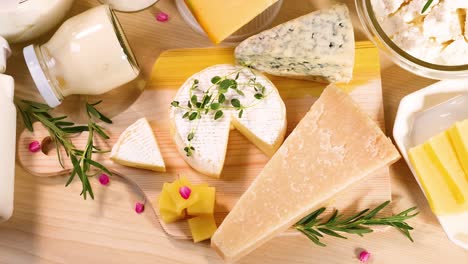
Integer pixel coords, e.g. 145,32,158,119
0,36,16,223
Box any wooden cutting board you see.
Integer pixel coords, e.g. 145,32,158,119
17,41,391,239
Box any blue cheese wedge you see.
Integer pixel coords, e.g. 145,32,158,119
234,4,355,83
110,118,166,172
169,64,287,178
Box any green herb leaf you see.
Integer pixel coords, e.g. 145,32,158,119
182,112,190,119
214,110,224,120
211,103,220,110
294,201,418,247
231,98,241,108
171,101,180,107
211,76,221,84
191,95,198,106
219,79,232,90
189,112,198,121
218,93,226,104
187,132,194,141
238,109,244,118
421,0,433,13
254,93,263,100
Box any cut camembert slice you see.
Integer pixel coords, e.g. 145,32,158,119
110,118,166,172
235,3,355,83
169,64,287,177
211,85,400,262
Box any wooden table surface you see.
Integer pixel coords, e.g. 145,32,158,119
1,0,468,263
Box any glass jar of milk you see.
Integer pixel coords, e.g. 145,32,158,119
23,5,140,108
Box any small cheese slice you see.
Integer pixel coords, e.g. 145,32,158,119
449,120,468,177
169,64,287,177
110,118,166,172
211,85,400,262
235,4,355,83
184,0,279,44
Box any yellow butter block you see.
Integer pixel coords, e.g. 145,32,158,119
167,177,199,214
188,215,218,243
185,0,279,44
187,185,216,216
449,120,468,180
409,132,468,215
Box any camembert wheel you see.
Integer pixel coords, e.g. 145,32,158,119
169,64,287,177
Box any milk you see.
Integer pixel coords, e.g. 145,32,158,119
0,0,74,43
0,37,16,222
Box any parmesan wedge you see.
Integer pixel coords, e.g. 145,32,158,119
211,85,400,262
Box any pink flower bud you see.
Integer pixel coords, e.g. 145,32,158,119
135,202,145,214
359,250,371,263
99,174,110,185
28,141,41,153
156,12,169,22
179,186,191,200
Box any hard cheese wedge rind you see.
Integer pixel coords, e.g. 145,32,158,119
110,118,166,172
169,64,287,177
211,85,400,262
185,0,280,44
235,3,355,83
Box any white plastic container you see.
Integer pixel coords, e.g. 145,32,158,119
0,0,74,43
0,37,16,223
23,5,140,108
394,80,468,250
98,0,159,12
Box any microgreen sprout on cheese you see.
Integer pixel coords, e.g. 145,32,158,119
171,67,271,157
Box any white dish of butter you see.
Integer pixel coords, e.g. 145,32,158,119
394,79,468,250
371,0,468,65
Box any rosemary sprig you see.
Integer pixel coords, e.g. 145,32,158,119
421,0,433,13
294,201,418,246
16,100,113,199
170,67,269,157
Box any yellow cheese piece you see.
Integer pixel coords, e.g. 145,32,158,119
427,132,468,203
158,183,186,223
185,0,279,44
409,144,468,215
166,177,199,214
188,215,218,243
211,85,400,262
160,209,186,224
187,185,216,216
449,120,468,179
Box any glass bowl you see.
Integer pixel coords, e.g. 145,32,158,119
355,0,468,80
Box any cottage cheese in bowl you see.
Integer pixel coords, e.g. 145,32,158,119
371,0,468,65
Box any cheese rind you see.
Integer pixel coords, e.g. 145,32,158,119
110,118,166,172
169,64,287,177
211,85,400,262
235,4,355,83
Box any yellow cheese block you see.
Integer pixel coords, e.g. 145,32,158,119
409,126,468,215
185,0,279,44
187,186,216,216
160,209,186,224
188,215,218,243
211,85,400,262
449,120,468,179
166,177,199,214
158,183,187,223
